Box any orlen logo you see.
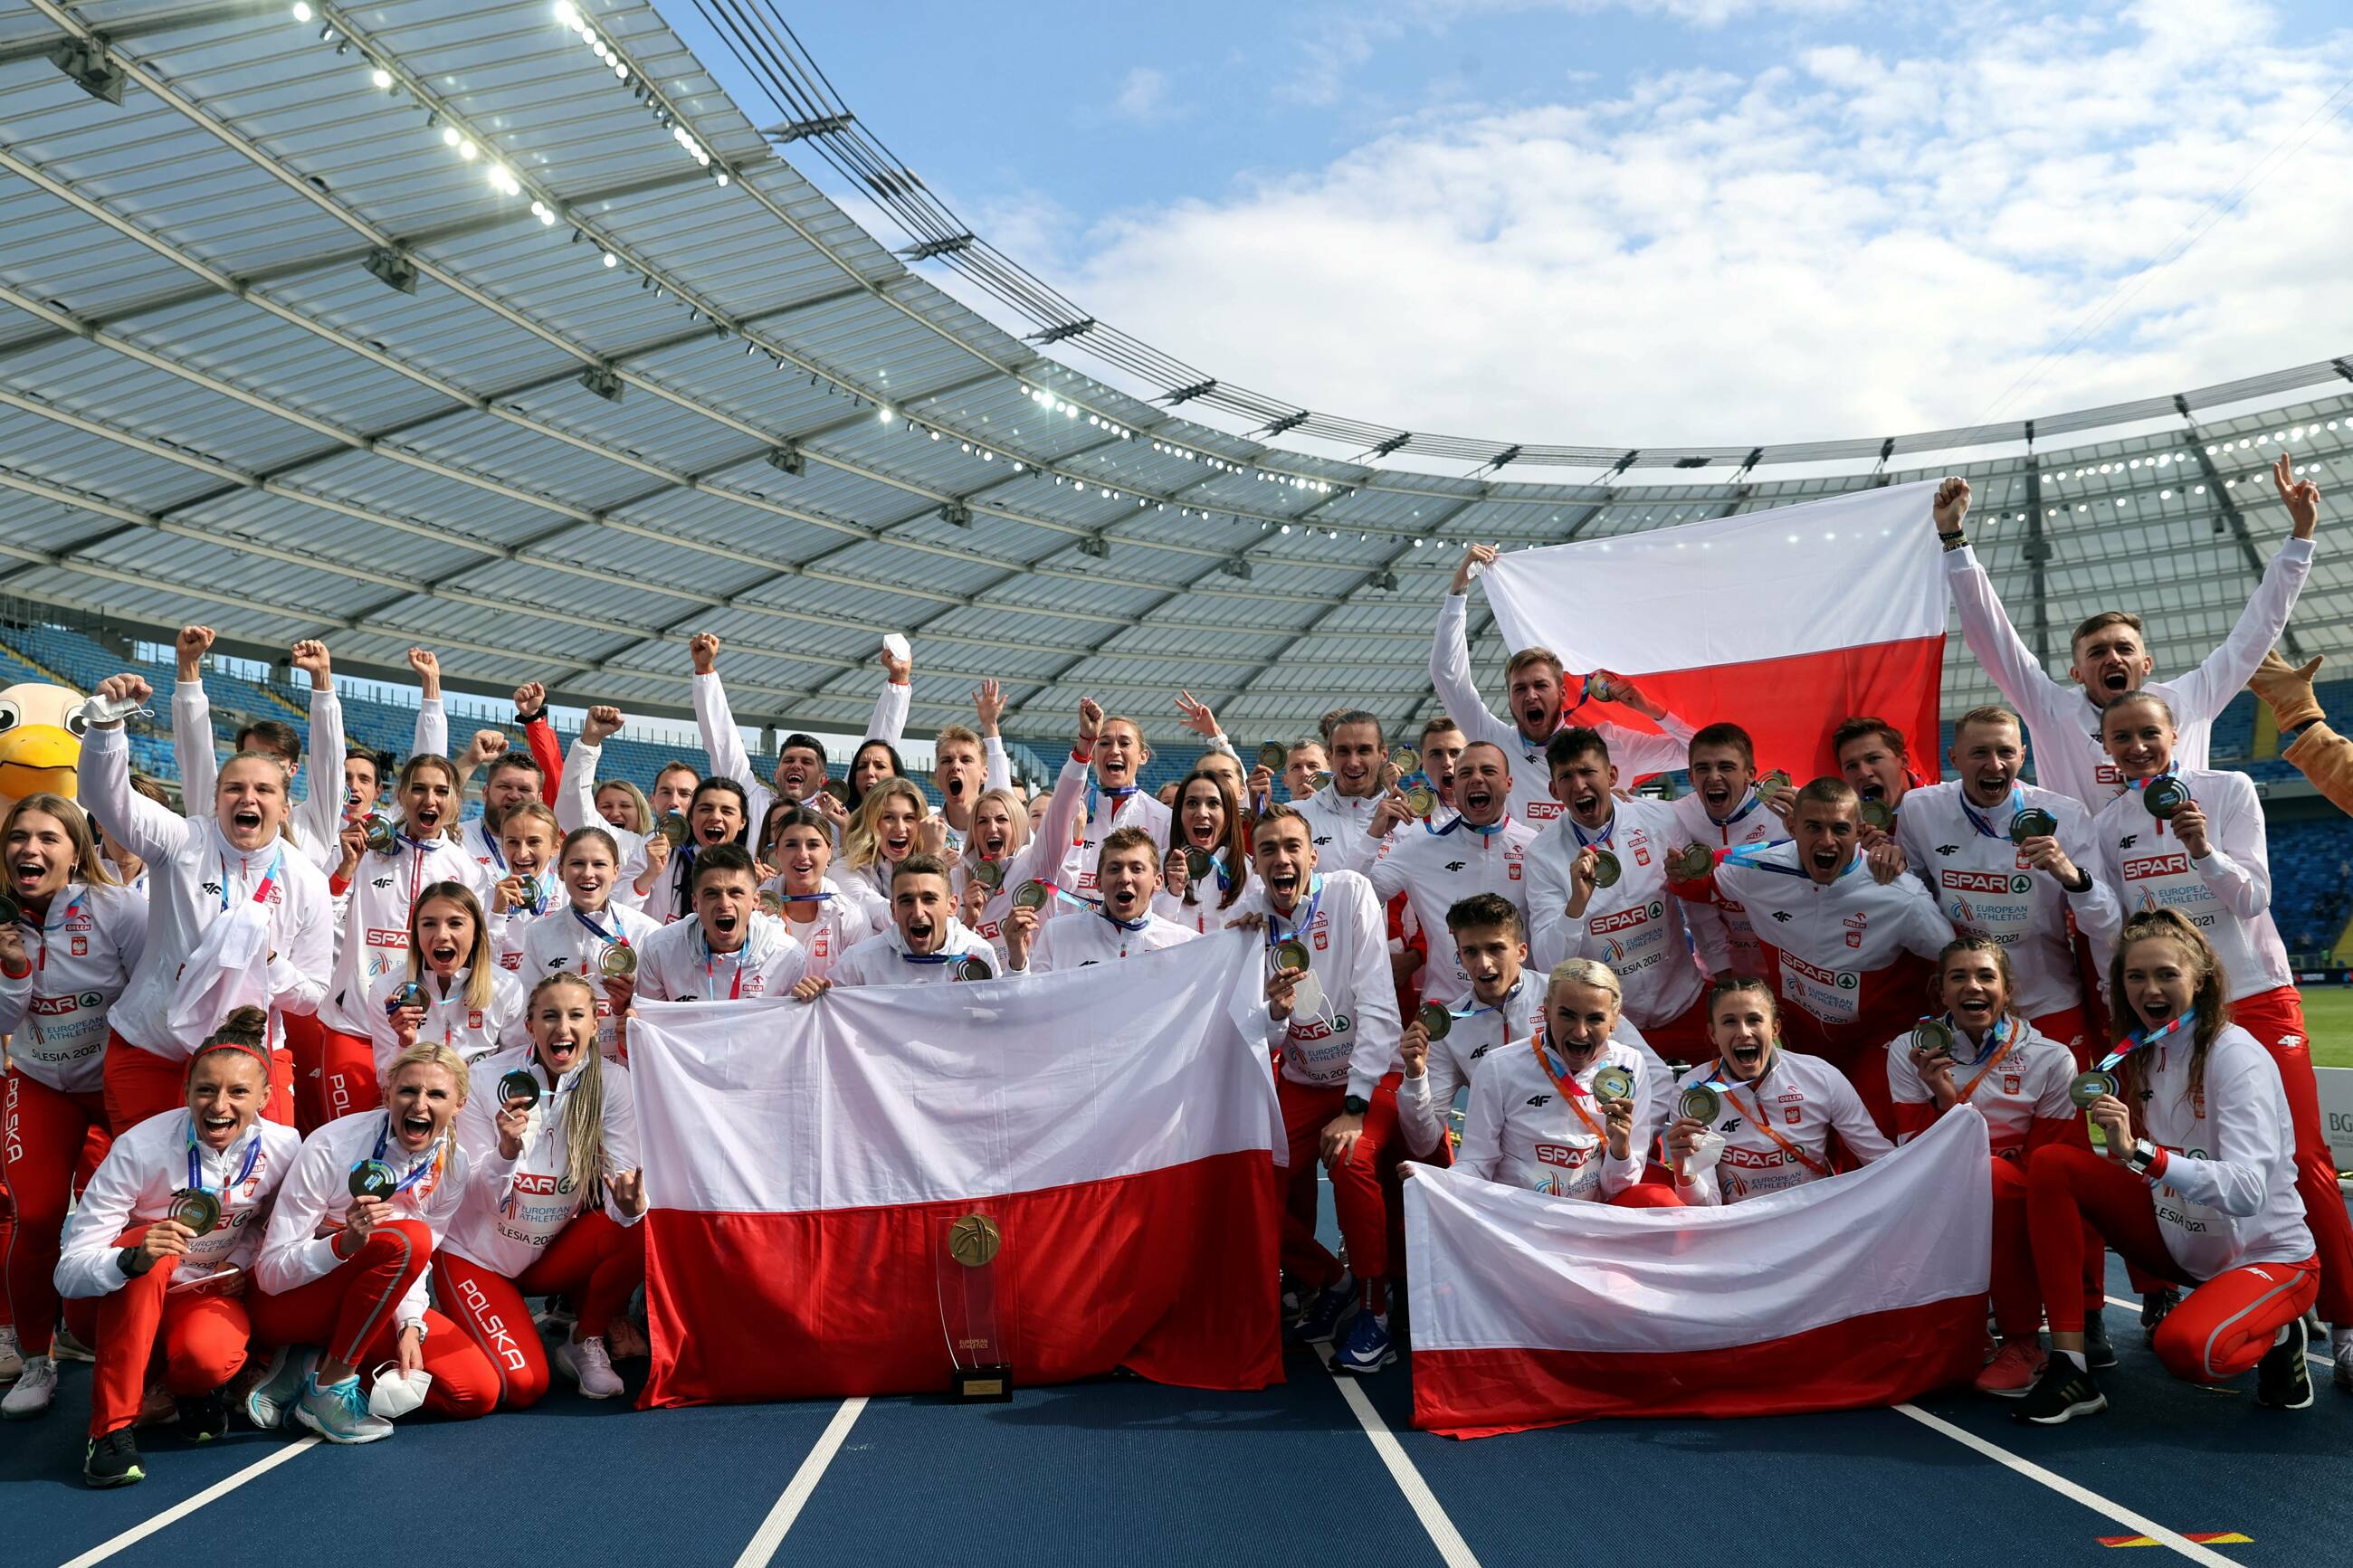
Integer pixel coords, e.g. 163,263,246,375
1940,869,2015,896
2123,852,2192,880
1589,901,1662,936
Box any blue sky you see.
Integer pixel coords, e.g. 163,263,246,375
652,1,2353,456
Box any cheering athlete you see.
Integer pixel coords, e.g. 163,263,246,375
1933,459,2319,810
52,1009,300,1484
1432,543,1696,823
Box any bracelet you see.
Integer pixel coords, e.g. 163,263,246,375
0,958,31,981
1939,531,1968,553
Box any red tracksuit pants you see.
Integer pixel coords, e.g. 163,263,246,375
2230,986,2353,1325
62,1228,252,1439
246,1220,495,1418
4,1070,111,1354
430,1211,645,1410
2026,1144,2318,1383
1274,1072,1450,1295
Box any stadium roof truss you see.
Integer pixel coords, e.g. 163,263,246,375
1,0,2350,742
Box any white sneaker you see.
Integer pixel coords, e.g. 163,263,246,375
557,1335,624,1400
243,1347,313,1431
0,1324,23,1383
291,1373,394,1445
50,1324,95,1364
2332,1327,2353,1394
2,1355,57,1419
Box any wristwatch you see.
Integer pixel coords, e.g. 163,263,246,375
1342,1094,1370,1116
2125,1138,2158,1175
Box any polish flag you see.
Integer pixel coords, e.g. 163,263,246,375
1404,1106,1991,1435
1479,480,1947,783
627,933,1284,1406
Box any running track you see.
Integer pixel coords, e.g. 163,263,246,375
12,1248,2348,1565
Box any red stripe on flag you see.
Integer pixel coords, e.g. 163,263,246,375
1411,1291,1985,1435
1598,636,1946,785
638,1149,1282,1406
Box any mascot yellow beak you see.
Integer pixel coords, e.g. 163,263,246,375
0,724,81,801
0,681,90,802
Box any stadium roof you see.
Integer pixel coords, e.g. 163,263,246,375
2,0,2349,746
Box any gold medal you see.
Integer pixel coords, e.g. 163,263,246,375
1403,784,1435,818
598,944,638,980
1256,742,1287,772
1757,769,1792,799
973,858,1005,891
1183,847,1214,882
757,890,784,916
1416,1001,1452,1041
1594,1065,1635,1102
956,954,994,983
364,817,401,856
1860,798,1894,832
167,1187,222,1235
1586,674,1617,705
947,1213,1002,1268
658,812,691,846
1669,844,1713,881
1911,1018,1956,1060
1271,937,1310,974
1588,849,1621,889
1388,746,1421,774
1307,770,1332,793
1012,880,1049,911
1678,1084,1722,1123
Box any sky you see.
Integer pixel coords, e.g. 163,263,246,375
651,0,2353,461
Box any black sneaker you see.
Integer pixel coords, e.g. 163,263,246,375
2083,1309,2117,1371
2012,1356,2107,1426
2256,1316,2313,1411
83,1428,144,1488
176,1387,229,1443
2140,1288,2179,1346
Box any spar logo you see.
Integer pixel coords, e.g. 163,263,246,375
1941,869,2015,896
1785,953,1838,986
515,1172,557,1195
1532,1142,1591,1168
1289,1018,1334,1041
2124,852,2193,880
29,993,91,1016
1590,901,1662,936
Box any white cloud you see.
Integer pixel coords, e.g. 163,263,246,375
1010,0,2353,453
1112,66,1176,125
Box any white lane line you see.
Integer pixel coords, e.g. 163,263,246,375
731,1396,867,1568
62,1436,319,1568
2101,1294,2330,1370
1894,1404,2240,1565
1316,1346,1482,1568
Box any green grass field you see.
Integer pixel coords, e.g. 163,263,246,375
2306,985,2353,1069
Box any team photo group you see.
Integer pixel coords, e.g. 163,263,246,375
3,458,2347,1489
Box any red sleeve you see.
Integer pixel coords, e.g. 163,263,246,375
1892,1101,1939,1144
524,715,563,807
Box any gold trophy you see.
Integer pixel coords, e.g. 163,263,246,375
937,1210,1013,1402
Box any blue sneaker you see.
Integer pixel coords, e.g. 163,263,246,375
1286,1273,1356,1346
1332,1311,1396,1375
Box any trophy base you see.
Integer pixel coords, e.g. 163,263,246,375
949,1364,1014,1402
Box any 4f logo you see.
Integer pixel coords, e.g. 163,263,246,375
373,877,394,890
202,881,223,897
1444,860,1466,873
2119,834,2139,850
1935,844,1958,857
1526,1094,1552,1107
1770,910,1792,923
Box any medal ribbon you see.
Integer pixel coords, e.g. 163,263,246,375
700,930,748,1001
1711,1075,1830,1177
1435,814,1509,839
217,851,283,913
184,1119,263,1199
1569,813,1615,852
1265,875,1325,955
2094,1012,2191,1076
1705,789,1764,831
481,823,507,875
1529,1035,1609,1138
1720,841,1857,881
370,1115,448,1200
1939,1014,2017,1104
572,908,630,957
1957,793,2017,841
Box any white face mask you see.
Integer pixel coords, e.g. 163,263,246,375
1289,968,1328,1022
367,1364,433,1421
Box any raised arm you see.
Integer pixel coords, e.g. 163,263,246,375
408,647,448,760
1934,479,2070,725
290,640,346,850
1429,546,1511,750
514,682,563,807
868,638,912,745
82,677,195,862
559,705,624,835
975,679,1013,792
171,624,219,809
689,633,763,796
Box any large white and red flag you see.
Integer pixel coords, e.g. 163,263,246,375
628,933,1284,1406
1404,1105,1990,1435
1479,480,1947,783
